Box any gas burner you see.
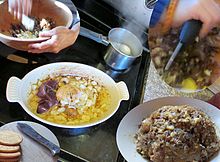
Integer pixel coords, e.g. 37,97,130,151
96,62,134,79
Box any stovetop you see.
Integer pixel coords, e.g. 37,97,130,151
0,1,150,161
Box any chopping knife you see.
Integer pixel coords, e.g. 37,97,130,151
17,122,60,156
17,123,89,162
165,20,202,70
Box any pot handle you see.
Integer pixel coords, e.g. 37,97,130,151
79,27,109,46
116,81,130,101
6,77,22,103
208,77,220,94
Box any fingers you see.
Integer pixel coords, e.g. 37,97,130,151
173,0,220,37
197,11,213,38
199,23,214,38
28,47,54,54
28,46,60,54
28,27,78,54
39,29,56,37
14,0,18,19
8,2,12,14
8,0,16,18
198,0,220,37
23,0,28,15
28,0,32,15
17,0,22,20
23,0,32,16
28,41,51,50
28,27,76,54
8,0,32,20
28,36,60,54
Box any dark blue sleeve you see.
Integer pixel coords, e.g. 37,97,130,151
56,0,80,28
149,0,170,27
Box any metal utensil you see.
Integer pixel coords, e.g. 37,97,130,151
208,78,220,94
17,122,60,156
21,14,35,31
80,27,143,70
165,20,202,70
79,27,109,46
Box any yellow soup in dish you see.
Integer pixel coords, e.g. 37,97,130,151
28,75,111,125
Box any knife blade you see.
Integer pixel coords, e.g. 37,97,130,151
17,122,60,156
21,14,35,31
165,42,183,70
165,20,202,70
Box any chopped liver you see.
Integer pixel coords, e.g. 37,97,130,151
135,105,220,162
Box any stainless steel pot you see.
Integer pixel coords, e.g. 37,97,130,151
80,27,143,70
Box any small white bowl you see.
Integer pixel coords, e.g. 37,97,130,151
6,62,129,128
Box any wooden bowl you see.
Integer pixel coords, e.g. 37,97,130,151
0,0,73,51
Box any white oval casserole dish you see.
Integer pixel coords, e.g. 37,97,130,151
6,62,129,128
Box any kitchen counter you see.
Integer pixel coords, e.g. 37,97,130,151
143,61,214,102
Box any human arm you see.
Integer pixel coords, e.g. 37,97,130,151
28,23,80,54
27,0,80,54
150,0,220,37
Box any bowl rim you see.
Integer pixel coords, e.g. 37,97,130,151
15,62,126,128
0,1,73,42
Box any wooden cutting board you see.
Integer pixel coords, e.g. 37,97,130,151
0,121,59,162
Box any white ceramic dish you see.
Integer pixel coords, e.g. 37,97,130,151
0,121,59,162
116,96,220,162
6,62,129,128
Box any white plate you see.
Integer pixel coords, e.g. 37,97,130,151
0,121,60,162
116,96,220,162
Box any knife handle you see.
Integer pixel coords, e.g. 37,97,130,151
179,20,202,44
36,133,60,156
17,123,60,156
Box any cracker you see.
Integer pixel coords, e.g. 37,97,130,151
0,152,21,159
0,156,20,162
0,145,20,153
0,131,22,146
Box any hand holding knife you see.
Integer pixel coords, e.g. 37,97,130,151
165,20,203,70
